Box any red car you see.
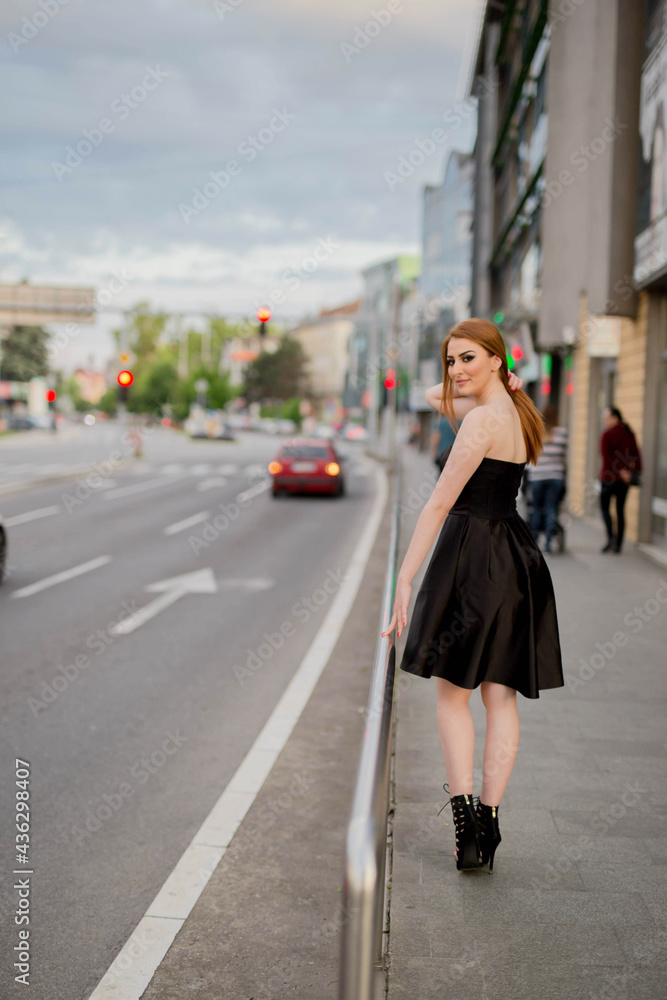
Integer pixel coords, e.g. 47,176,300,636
268,438,346,497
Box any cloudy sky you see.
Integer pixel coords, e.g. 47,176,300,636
2,0,476,369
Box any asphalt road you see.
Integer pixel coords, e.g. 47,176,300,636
0,423,378,1000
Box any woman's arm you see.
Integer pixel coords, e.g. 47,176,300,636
424,373,524,416
381,407,495,637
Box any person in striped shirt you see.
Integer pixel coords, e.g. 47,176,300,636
526,404,567,553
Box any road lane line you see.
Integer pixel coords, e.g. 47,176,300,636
196,477,227,492
163,511,211,535
11,554,112,599
4,505,60,526
103,476,182,500
86,460,388,1000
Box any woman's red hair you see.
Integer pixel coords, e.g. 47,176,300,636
440,318,544,465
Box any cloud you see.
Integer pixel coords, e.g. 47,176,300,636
1,0,473,367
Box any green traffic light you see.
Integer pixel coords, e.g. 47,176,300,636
506,353,515,370
494,311,505,324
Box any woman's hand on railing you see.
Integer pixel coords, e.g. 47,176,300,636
380,578,411,638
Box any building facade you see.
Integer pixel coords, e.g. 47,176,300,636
288,300,359,422
469,0,549,393
344,256,420,435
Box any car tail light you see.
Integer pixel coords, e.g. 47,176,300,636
268,461,282,474
325,462,340,476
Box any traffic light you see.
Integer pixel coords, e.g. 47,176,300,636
384,368,396,390
117,369,134,403
257,307,271,337
45,389,57,403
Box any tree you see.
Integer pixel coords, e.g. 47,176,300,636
112,304,169,368
171,367,237,421
243,336,310,404
127,361,179,414
0,326,49,381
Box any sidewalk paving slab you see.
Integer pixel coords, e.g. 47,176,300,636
387,445,667,1000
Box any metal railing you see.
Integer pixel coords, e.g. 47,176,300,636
338,468,401,1000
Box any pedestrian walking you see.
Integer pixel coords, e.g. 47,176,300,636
381,319,564,873
599,406,642,554
430,411,457,471
526,404,567,553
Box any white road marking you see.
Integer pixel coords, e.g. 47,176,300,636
158,463,185,474
243,463,266,477
189,463,211,476
163,511,211,535
86,460,388,1000
109,568,217,636
216,463,239,474
218,577,274,590
11,554,112,599
196,477,228,492
103,476,182,500
4,505,60,526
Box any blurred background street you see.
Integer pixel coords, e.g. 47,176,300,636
2,0,667,997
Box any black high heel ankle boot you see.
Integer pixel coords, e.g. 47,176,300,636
475,800,502,873
438,785,482,871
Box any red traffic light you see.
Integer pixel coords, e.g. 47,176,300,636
256,307,271,322
117,370,134,387
510,344,524,361
384,368,396,390
45,389,57,402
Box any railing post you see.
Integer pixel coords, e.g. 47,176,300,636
338,466,401,1000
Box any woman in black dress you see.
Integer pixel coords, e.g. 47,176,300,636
382,319,564,872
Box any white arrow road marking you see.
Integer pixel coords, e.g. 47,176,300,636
103,476,182,500
4,505,60,526
109,568,218,636
218,577,274,590
163,511,210,535
11,554,112,599
196,477,227,492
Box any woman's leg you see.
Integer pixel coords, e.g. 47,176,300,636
479,681,520,805
435,677,475,795
614,483,629,549
600,484,614,542
528,480,545,540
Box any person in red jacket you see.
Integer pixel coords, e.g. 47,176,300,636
599,406,642,553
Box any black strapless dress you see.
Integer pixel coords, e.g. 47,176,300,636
399,446,564,699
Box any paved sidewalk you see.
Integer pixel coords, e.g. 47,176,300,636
388,445,667,1000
